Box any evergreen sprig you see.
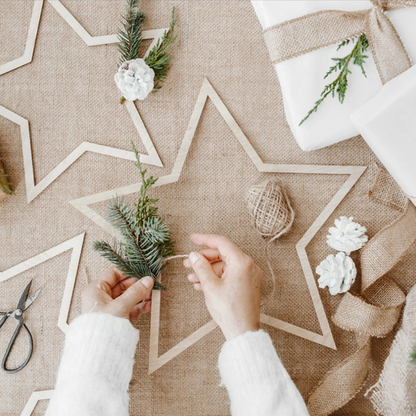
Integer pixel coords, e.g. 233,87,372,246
117,0,146,67
0,168,14,195
299,34,369,126
411,346,416,364
93,142,174,290
116,0,177,103
144,8,177,91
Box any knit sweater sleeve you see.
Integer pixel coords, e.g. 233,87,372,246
45,312,139,416
218,330,309,416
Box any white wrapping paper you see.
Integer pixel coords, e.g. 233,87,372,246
251,1,416,151
351,64,416,207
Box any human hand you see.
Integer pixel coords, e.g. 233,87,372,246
81,267,154,320
183,234,263,340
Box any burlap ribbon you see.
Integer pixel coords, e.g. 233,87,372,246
263,0,414,84
307,168,416,416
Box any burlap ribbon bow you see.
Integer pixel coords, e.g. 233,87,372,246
263,0,414,84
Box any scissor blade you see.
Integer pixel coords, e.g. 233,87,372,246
16,280,32,310
24,287,42,311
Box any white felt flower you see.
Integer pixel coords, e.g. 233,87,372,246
316,252,357,295
326,216,368,253
114,59,154,101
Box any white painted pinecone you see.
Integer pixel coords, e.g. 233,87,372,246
326,216,368,254
316,252,357,295
114,58,154,101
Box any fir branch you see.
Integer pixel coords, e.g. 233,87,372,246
92,141,174,290
145,7,177,90
117,0,146,67
299,34,369,126
0,168,14,195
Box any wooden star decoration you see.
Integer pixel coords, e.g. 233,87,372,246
0,233,85,416
0,0,168,202
69,78,367,374
0,233,85,332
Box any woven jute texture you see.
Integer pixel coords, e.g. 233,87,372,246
366,284,416,415
0,1,415,415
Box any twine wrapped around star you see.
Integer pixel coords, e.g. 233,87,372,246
246,179,295,305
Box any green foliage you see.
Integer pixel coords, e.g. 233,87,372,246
145,8,177,91
0,168,14,195
299,34,369,126
116,0,177,91
411,345,416,364
117,0,146,67
93,143,174,290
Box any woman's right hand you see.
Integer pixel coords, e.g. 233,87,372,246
183,234,263,341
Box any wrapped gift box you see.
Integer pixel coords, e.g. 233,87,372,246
251,1,416,151
351,64,416,207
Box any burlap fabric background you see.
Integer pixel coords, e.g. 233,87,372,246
0,1,415,415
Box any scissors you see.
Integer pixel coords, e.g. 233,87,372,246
0,280,42,373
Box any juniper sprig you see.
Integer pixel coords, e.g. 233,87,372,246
299,34,369,126
144,7,177,91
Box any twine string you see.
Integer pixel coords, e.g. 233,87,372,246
247,180,295,307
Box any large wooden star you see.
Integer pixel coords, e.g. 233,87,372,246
0,0,168,202
69,78,367,373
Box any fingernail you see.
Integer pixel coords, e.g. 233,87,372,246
189,252,199,266
142,276,154,289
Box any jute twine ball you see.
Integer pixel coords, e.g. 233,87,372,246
246,179,295,241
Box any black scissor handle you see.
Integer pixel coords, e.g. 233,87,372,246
0,312,8,328
1,316,33,374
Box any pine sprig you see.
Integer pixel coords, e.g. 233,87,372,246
92,142,174,290
117,0,146,67
0,168,14,195
145,7,177,91
299,34,369,126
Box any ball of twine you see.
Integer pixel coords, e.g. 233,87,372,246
246,179,295,306
247,179,295,241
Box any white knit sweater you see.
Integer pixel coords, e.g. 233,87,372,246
46,313,309,416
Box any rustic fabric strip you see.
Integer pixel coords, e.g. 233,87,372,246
366,284,416,415
365,6,412,84
263,0,415,85
333,279,405,337
307,341,372,416
368,164,408,212
361,202,416,291
263,10,366,64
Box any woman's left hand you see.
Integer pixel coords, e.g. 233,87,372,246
81,267,154,320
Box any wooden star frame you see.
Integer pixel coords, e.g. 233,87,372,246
21,390,53,416
0,233,85,416
0,0,168,202
0,0,168,74
69,78,367,374
0,233,85,333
